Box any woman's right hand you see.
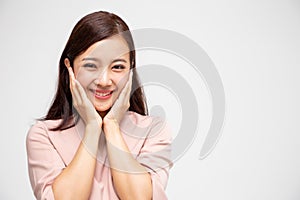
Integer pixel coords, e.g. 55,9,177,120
68,67,102,128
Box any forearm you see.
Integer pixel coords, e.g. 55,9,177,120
104,122,152,200
52,123,101,200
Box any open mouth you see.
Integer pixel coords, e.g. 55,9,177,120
92,90,113,100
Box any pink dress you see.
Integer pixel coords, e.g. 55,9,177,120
26,111,172,200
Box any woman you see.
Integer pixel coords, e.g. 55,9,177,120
26,11,172,200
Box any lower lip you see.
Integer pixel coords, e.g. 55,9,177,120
93,91,113,100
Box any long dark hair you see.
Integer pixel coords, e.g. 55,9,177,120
43,11,148,130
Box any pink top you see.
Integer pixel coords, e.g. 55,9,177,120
26,111,172,200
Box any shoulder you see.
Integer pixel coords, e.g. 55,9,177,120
123,111,171,139
26,119,62,142
125,111,166,126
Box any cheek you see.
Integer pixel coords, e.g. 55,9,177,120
74,69,93,88
115,73,129,89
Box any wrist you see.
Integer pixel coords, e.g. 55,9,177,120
86,118,102,128
82,124,102,156
103,117,118,128
85,122,102,135
103,118,120,137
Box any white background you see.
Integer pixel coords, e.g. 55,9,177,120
1,0,300,199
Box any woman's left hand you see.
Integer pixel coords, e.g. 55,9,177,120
103,70,133,126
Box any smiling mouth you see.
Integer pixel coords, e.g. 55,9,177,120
95,91,112,96
92,90,114,100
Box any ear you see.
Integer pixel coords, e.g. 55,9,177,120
64,58,71,68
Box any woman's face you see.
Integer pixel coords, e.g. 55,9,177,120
70,35,131,116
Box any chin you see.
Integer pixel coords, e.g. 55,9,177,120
94,104,111,113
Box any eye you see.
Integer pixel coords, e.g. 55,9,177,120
83,63,97,69
112,65,126,71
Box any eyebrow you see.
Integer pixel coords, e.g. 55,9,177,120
82,57,101,62
82,57,127,63
112,58,127,63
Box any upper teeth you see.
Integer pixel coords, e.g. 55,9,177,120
96,92,110,96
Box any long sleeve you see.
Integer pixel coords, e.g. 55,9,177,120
26,121,65,200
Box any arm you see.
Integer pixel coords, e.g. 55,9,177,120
26,121,101,200
104,120,152,200
103,116,173,200
52,123,101,200
103,71,152,199
27,67,102,199
26,122,66,200
136,117,173,200
52,66,103,199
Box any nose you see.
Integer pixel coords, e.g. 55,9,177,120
94,69,112,87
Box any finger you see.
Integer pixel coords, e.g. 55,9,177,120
124,70,132,92
74,79,88,104
68,67,88,104
67,67,82,105
111,71,132,110
124,71,133,100
67,67,73,87
122,71,132,94
67,67,77,93
67,67,75,97
73,79,83,105
117,77,129,101
129,69,133,82
128,70,133,90
67,67,76,83
72,83,82,106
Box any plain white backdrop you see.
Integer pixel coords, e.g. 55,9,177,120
1,0,300,199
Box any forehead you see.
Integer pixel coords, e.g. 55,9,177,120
79,35,130,61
